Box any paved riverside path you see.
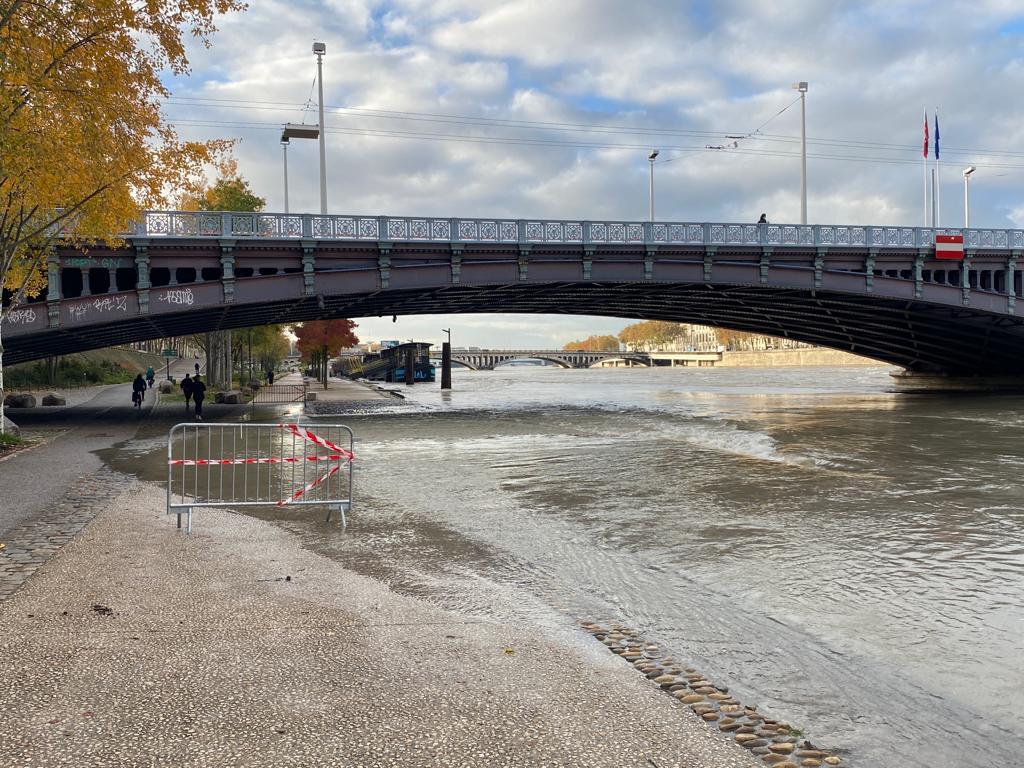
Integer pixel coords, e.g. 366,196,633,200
0,381,157,539
0,485,759,768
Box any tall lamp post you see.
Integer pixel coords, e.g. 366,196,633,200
962,166,976,228
281,123,320,211
792,81,808,224
281,137,289,213
313,41,328,214
648,150,659,222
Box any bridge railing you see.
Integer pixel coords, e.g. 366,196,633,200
125,211,1024,250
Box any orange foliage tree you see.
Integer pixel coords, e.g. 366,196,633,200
0,0,244,432
563,334,620,352
295,320,359,387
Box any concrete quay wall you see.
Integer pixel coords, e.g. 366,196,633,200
717,348,884,368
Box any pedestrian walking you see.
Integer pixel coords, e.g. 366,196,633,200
132,373,147,408
267,369,274,386
181,373,194,411
757,213,769,224
194,361,200,376
145,366,155,389
192,375,207,421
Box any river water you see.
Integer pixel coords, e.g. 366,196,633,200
118,365,1024,767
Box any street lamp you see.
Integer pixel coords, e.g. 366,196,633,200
791,82,808,225
313,41,328,214
962,166,976,228
281,123,320,213
281,137,289,213
648,149,659,222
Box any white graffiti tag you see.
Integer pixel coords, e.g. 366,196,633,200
67,295,129,322
92,295,129,313
159,288,195,306
3,308,37,326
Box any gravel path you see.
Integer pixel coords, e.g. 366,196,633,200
0,485,760,768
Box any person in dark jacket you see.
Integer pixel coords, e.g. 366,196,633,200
146,366,155,389
181,373,194,411
191,375,207,421
757,213,768,224
132,374,147,408
267,369,274,386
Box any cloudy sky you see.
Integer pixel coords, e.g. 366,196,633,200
164,0,1024,348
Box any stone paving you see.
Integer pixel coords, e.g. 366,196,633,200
0,486,761,768
0,466,133,601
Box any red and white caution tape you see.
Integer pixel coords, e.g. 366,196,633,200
277,464,343,506
169,455,347,466
279,422,354,460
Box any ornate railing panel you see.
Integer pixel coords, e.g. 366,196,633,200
126,211,1024,250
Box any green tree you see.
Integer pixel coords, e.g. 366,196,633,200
183,159,265,386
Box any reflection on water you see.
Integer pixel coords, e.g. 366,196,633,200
105,366,1024,768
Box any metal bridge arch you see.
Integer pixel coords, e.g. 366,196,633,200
5,210,1024,376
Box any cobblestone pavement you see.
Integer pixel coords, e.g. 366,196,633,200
0,467,135,601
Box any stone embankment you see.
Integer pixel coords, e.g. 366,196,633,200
717,348,881,368
582,621,847,768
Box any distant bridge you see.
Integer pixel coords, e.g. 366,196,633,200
431,349,722,370
4,210,1024,376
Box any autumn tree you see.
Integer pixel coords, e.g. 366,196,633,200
0,0,244,432
295,320,360,388
618,321,683,351
563,335,620,352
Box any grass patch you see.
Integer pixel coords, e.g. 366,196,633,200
5,348,166,389
0,432,24,447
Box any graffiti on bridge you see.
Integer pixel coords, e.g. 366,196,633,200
157,288,195,306
68,295,129,322
3,308,37,325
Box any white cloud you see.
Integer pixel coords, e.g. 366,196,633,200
162,0,1024,345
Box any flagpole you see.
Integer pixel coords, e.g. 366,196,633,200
935,108,941,228
923,108,929,227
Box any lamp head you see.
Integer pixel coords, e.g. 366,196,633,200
648,149,659,161
312,41,326,55
963,166,976,177
792,81,808,92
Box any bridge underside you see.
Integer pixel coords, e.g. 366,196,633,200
9,281,1024,375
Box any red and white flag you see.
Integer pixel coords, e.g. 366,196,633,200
935,234,964,259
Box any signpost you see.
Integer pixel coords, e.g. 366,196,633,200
162,348,177,380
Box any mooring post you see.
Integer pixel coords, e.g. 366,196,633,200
441,341,452,390
405,348,415,385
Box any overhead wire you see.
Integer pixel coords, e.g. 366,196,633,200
164,115,1024,172
164,93,1024,160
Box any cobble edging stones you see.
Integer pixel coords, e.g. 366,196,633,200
581,621,847,768
0,467,135,601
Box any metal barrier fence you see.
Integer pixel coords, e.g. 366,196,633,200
252,383,308,405
167,422,354,533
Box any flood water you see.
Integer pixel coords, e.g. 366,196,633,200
110,365,1024,768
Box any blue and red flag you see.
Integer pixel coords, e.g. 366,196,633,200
934,111,940,159
923,109,929,158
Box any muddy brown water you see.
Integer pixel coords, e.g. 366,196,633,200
101,366,1024,768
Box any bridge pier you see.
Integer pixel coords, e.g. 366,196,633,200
890,370,1024,392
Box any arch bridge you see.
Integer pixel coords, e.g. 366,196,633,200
4,210,1024,376
434,349,651,370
